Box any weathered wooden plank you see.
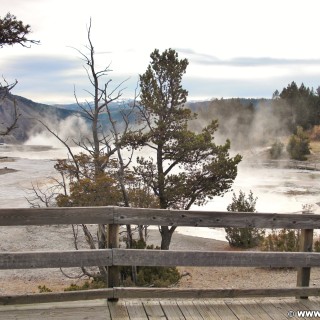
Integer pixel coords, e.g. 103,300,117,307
108,224,120,290
113,287,320,299
0,307,110,320
297,220,314,298
299,298,320,310
0,250,112,269
192,300,222,320
0,300,111,320
270,299,305,319
160,301,186,320
225,300,256,320
176,301,204,320
143,301,167,320
0,207,114,226
108,300,130,320
113,249,320,268
255,299,288,320
1,206,320,229
125,301,149,320
0,289,114,305
114,207,320,229
2,248,320,272
239,300,273,320
203,300,238,320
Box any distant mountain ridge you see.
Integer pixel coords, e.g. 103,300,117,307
0,93,269,144
0,93,81,143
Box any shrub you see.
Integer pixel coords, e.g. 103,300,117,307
261,229,300,252
269,140,284,159
119,241,181,287
225,190,265,248
38,285,52,293
64,279,106,291
135,266,180,287
309,125,320,141
287,126,310,161
314,239,320,252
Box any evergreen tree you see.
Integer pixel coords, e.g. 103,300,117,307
132,48,242,249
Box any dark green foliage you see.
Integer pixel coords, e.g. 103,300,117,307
287,126,311,160
38,285,52,293
121,265,180,288
314,240,320,252
133,48,242,249
225,190,265,248
0,12,39,48
64,279,106,291
269,140,284,159
279,81,319,131
120,241,181,287
261,229,300,252
135,266,180,287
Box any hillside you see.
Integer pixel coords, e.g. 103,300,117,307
0,93,81,143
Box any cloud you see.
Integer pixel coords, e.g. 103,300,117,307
1,54,139,104
3,54,79,77
183,73,320,100
2,51,320,104
178,48,320,67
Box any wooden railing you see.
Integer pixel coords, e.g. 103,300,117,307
0,206,320,305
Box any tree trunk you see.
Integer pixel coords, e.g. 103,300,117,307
126,224,133,248
97,224,107,249
160,226,176,250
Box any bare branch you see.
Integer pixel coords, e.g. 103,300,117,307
37,119,81,180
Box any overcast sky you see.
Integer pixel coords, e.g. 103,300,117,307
1,0,320,104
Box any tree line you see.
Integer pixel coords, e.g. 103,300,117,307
190,81,320,151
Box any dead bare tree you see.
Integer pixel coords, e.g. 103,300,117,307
28,19,141,284
0,85,20,136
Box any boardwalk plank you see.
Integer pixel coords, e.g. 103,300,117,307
125,301,148,320
255,299,288,320
143,301,167,320
0,298,319,320
108,301,130,320
269,299,304,320
176,301,204,320
192,300,222,320
0,305,110,320
225,300,256,320
203,300,238,320
239,300,273,320
298,299,320,319
300,298,320,310
160,301,186,320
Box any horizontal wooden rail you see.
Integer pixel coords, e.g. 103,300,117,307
1,249,320,269
113,287,320,299
112,249,320,268
0,207,114,226
0,250,112,269
0,206,320,229
1,287,320,305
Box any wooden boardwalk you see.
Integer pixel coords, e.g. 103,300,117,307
1,298,320,320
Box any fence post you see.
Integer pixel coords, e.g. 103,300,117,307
108,223,119,301
296,210,314,299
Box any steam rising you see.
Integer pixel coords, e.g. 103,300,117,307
24,116,91,148
189,99,289,153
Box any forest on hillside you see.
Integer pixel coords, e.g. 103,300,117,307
188,81,320,151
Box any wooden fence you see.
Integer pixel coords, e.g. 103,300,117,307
0,206,319,305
